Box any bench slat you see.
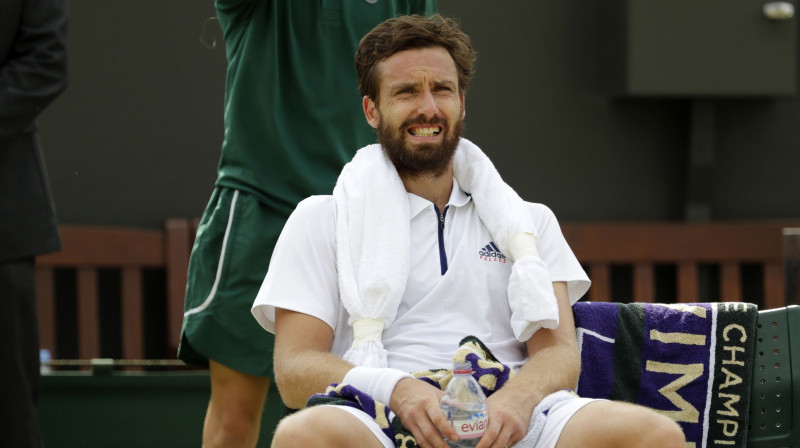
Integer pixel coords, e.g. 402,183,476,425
677,262,698,302
35,267,56,354
720,262,741,302
165,219,192,353
587,263,610,301
77,268,100,359
121,267,143,360
764,262,785,309
562,222,791,263
38,226,164,267
633,263,654,302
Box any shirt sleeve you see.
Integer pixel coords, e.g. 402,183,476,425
252,195,340,334
527,203,591,304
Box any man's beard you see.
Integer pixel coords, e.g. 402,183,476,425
377,115,463,178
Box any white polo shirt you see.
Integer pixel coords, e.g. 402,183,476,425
252,179,590,373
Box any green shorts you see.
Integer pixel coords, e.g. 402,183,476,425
178,187,284,377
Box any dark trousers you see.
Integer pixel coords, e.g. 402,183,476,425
0,258,42,448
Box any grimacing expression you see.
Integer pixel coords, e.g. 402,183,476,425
377,111,463,178
364,47,466,178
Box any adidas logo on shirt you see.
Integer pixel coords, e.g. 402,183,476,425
478,242,507,263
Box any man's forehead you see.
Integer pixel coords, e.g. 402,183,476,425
377,47,458,83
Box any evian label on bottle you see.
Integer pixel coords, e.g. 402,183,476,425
452,412,488,439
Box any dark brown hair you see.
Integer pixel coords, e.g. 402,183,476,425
355,14,477,102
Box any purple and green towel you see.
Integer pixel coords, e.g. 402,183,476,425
573,301,757,448
307,336,515,448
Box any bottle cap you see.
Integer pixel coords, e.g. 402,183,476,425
453,361,472,374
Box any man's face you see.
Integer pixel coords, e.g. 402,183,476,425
363,46,466,178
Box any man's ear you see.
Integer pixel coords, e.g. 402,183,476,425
460,94,466,120
363,96,379,129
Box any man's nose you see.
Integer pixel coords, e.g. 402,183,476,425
416,89,439,117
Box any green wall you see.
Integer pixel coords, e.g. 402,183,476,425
38,0,800,227
38,371,285,447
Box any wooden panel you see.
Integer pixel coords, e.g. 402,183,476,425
633,263,655,302
37,226,164,267
677,262,698,303
35,267,56,354
719,262,741,302
77,268,100,359
121,268,143,360
561,222,800,263
588,263,611,302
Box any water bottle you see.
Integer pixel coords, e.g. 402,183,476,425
440,362,488,447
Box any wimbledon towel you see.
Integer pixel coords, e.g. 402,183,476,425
573,301,758,448
334,138,559,367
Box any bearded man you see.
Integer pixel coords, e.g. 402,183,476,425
252,14,686,448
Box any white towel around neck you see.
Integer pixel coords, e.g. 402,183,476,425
333,138,559,367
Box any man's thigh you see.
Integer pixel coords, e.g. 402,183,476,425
273,406,390,448
554,400,680,448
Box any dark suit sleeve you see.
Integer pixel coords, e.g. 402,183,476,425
0,0,68,138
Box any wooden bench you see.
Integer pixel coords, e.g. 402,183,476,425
561,221,800,308
35,219,197,362
35,219,800,364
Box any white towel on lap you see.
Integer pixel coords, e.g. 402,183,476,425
333,138,559,367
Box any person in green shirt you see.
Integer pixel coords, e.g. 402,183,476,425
179,1,436,446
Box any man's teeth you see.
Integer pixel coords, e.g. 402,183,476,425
411,127,441,137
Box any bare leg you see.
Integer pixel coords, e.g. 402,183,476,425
556,401,685,448
203,359,271,448
271,406,387,448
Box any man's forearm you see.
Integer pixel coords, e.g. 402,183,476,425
501,281,581,409
509,341,580,405
273,347,353,410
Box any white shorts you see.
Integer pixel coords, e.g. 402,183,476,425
324,390,599,448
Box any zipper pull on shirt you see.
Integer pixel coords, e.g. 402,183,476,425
433,204,449,275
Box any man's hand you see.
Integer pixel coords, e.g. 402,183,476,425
474,281,580,448
390,377,455,448
475,385,536,448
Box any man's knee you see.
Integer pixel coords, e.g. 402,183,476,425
271,407,383,448
608,404,686,448
272,409,334,448
638,411,685,448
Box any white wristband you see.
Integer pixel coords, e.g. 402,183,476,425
509,232,540,260
343,366,413,405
